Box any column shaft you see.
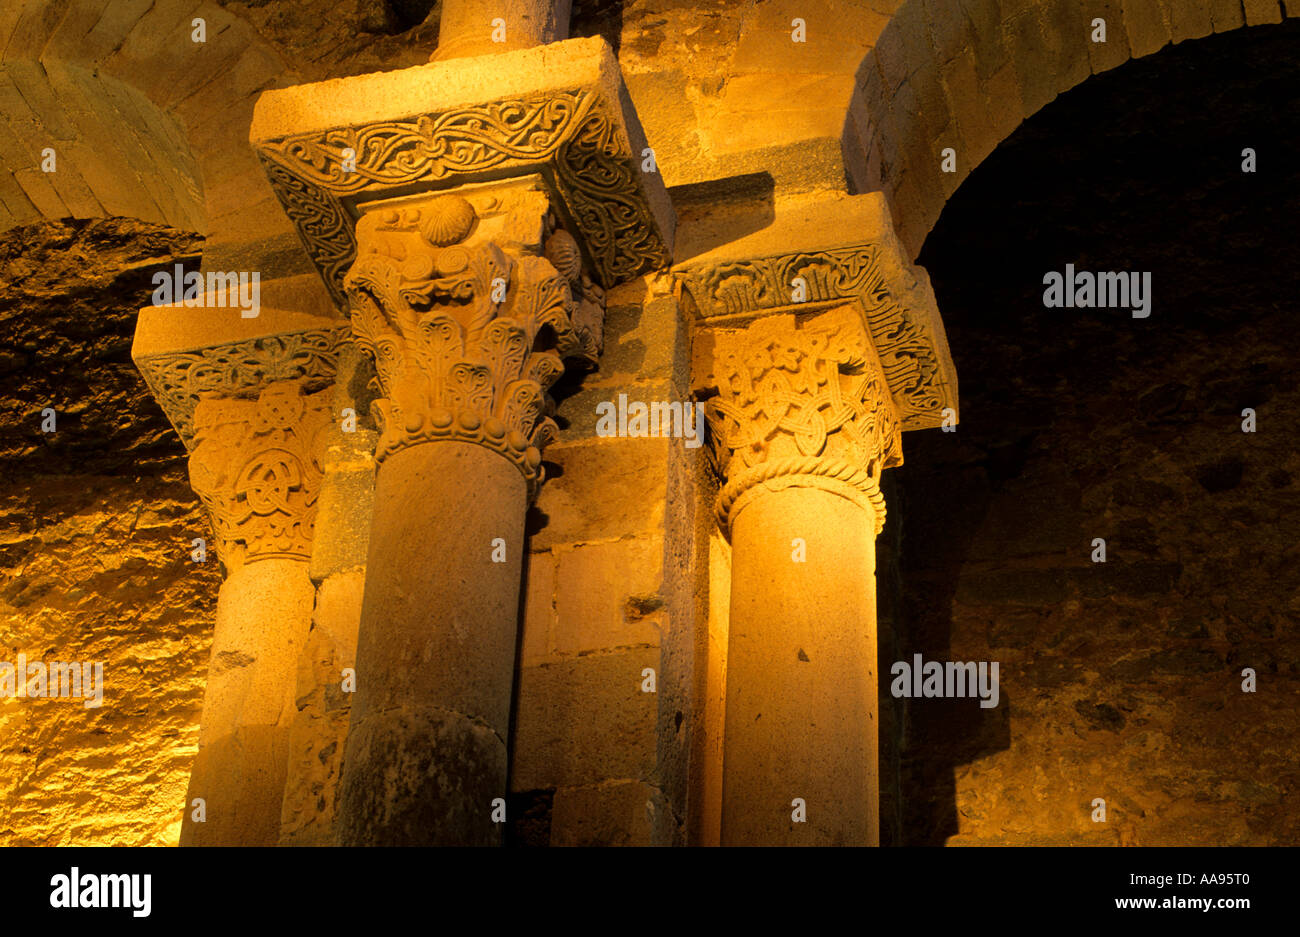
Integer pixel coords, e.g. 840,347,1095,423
179,380,331,847
180,558,315,846
694,306,903,847
433,0,572,59
336,442,525,845
723,485,880,846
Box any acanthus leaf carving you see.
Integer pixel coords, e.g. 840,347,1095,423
342,190,603,500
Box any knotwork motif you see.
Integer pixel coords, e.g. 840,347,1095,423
256,92,672,304
696,308,903,534
188,382,333,563
676,246,950,430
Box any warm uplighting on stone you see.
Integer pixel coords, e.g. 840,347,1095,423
0,0,1296,851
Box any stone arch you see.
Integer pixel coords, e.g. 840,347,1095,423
669,0,888,192
0,1,303,265
0,60,203,233
846,0,1296,258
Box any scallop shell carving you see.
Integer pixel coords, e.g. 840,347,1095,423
420,195,476,247
544,229,582,284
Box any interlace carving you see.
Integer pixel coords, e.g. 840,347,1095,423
135,328,348,447
695,308,903,534
677,246,951,431
257,92,672,304
188,382,334,563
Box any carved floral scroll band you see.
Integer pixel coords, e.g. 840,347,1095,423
257,93,672,306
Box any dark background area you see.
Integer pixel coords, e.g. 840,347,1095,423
886,19,1300,845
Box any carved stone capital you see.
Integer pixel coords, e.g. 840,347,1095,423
675,192,957,432
188,381,334,565
135,325,350,447
694,307,903,536
251,37,675,307
343,180,603,499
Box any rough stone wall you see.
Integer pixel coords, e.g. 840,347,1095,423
0,219,216,845
898,25,1300,845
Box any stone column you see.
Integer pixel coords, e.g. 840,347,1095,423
249,38,674,844
179,380,333,846
432,0,573,60
676,191,956,846
695,308,903,846
334,181,605,845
